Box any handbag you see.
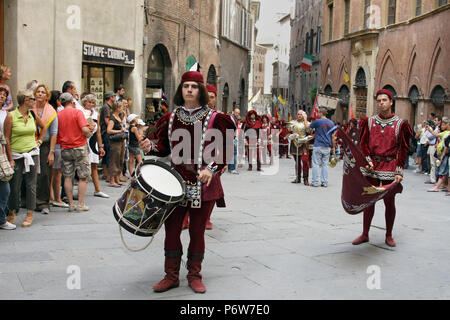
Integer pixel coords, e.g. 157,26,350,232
0,142,14,182
109,132,127,142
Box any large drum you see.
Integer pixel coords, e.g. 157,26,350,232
113,159,186,237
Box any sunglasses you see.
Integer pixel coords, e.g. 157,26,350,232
26,97,36,101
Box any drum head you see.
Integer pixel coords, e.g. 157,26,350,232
136,159,186,203
140,164,183,198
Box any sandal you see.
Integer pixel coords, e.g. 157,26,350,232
427,189,439,192
7,213,15,224
22,215,33,228
109,183,121,188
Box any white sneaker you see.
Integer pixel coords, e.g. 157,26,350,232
0,221,17,230
94,191,110,198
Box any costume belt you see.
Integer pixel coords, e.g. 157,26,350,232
371,155,395,162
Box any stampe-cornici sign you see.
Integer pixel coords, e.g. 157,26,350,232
82,42,135,68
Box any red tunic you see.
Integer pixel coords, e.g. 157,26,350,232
359,113,413,180
149,106,236,203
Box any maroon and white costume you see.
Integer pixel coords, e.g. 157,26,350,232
242,110,262,171
148,72,235,293
353,89,413,247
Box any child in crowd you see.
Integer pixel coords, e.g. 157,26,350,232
127,114,144,176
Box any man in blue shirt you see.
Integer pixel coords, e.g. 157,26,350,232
306,107,336,187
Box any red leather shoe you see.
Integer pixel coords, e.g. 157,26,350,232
352,234,369,245
187,259,206,294
205,220,213,230
385,236,396,247
153,257,181,292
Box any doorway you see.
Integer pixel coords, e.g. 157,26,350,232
354,67,367,118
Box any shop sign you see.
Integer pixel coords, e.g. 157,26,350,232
83,42,135,67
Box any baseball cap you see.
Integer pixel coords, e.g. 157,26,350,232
104,91,115,99
59,92,73,105
127,113,138,123
137,119,146,126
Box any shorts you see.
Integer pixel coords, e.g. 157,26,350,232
61,145,91,179
52,144,62,170
128,145,141,156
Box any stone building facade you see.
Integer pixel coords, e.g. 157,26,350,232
3,0,145,114
219,0,253,114
252,44,267,96
144,0,254,116
289,0,323,116
321,0,449,125
144,0,221,117
272,13,292,120
1,0,256,119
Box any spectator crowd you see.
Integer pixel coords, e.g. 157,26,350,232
0,64,148,230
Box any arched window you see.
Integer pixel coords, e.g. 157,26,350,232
207,65,217,86
147,45,170,88
339,85,350,106
431,85,446,107
408,85,419,105
355,67,367,88
324,85,333,96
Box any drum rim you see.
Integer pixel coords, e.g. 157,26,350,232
136,159,186,203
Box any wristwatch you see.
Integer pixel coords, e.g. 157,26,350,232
206,162,218,175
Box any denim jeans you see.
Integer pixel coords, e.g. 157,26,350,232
228,139,238,172
312,146,331,185
0,180,11,225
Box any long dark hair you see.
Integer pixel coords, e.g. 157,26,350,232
49,90,61,111
173,82,209,107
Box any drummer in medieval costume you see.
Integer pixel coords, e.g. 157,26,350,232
242,110,263,171
140,71,236,293
352,89,412,247
287,110,312,185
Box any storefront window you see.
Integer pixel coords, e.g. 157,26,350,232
105,67,115,93
82,63,121,108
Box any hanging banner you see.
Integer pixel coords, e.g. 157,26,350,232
317,94,339,110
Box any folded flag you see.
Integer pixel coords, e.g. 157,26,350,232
300,54,314,71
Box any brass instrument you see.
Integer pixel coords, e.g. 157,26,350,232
329,152,338,168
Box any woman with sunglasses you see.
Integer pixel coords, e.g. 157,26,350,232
5,90,46,227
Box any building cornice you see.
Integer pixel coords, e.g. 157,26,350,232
322,4,449,47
